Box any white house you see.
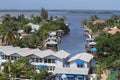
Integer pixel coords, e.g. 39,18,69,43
0,46,94,80
44,40,58,51
53,53,94,80
0,46,70,72
27,23,41,32
68,53,93,68
48,31,57,38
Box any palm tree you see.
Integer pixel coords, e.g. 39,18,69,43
81,19,87,26
2,60,12,79
91,15,99,21
96,62,106,79
112,60,120,80
41,8,48,20
0,26,16,45
2,57,34,79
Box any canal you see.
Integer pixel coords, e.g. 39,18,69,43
55,12,87,56
49,11,115,56
0,11,116,56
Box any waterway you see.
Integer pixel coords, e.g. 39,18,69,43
0,11,119,56
49,11,118,56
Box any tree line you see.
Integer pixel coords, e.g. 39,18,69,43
0,8,70,48
82,15,120,79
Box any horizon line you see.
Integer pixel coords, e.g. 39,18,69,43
0,9,120,11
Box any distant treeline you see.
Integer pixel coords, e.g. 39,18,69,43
0,9,120,14
67,10,120,14
0,9,41,12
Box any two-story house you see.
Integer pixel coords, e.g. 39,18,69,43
0,46,70,72
54,52,93,80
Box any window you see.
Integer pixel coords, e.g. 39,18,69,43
48,66,55,71
47,66,49,70
48,59,51,63
51,59,55,63
5,55,7,59
36,58,38,62
77,65,83,68
44,58,47,63
32,58,35,62
50,66,52,71
11,56,14,60
1,55,4,59
53,66,55,71
43,58,55,63
14,56,17,60
38,58,42,63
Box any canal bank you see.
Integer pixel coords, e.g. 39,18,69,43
48,11,114,56
57,13,87,56
0,11,115,56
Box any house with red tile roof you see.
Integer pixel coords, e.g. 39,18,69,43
93,19,105,24
103,27,120,35
108,27,120,35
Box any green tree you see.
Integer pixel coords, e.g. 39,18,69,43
0,73,8,80
41,8,48,20
81,19,87,26
23,25,32,33
2,57,34,79
96,62,106,79
32,69,50,80
91,15,99,21
112,60,120,80
49,15,53,21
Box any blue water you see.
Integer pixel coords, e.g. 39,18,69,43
48,11,115,56
0,11,119,56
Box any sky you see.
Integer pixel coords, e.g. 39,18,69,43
0,0,120,10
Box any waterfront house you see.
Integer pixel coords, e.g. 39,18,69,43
43,30,63,51
85,41,96,52
83,28,92,38
54,53,94,80
56,30,64,37
85,38,96,52
48,31,57,38
0,46,70,73
46,35,61,43
93,19,105,24
86,38,94,44
68,53,93,68
27,23,41,31
44,40,58,51
83,28,91,34
108,27,120,35
0,46,94,80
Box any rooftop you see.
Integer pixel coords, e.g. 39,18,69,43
93,19,105,24
108,27,120,35
0,46,70,59
68,52,93,62
53,67,89,75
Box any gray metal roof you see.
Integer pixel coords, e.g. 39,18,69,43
0,46,70,59
53,67,89,75
35,49,54,58
68,53,93,62
54,50,70,59
88,42,96,45
49,31,57,36
46,41,58,44
86,38,94,41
